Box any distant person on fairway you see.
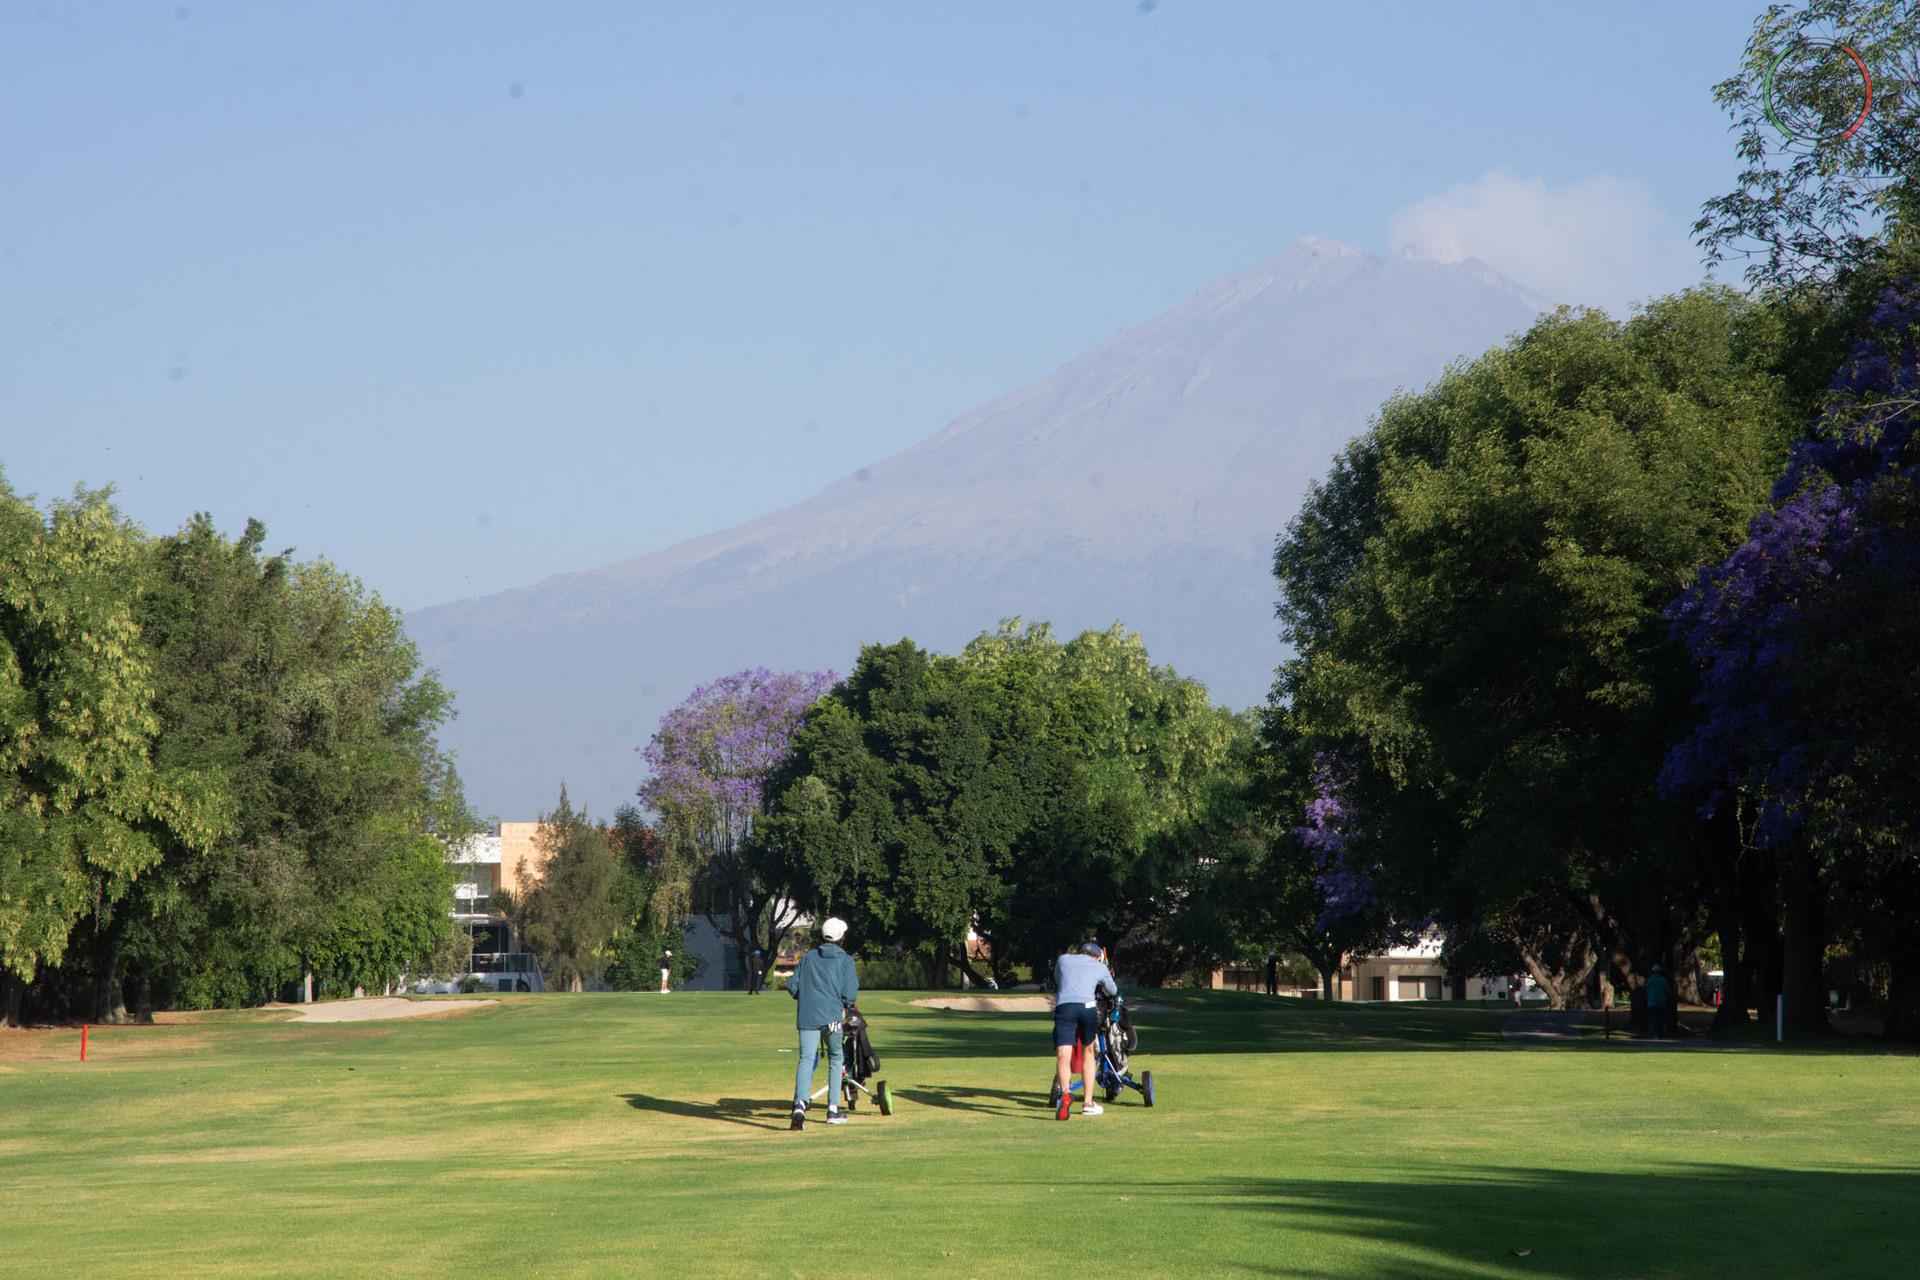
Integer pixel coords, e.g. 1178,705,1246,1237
1265,952,1279,996
1645,964,1673,1040
747,948,764,995
788,917,858,1131
660,949,672,994
1052,941,1118,1120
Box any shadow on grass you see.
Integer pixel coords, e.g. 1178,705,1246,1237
1058,1163,1919,1278
876,993,1514,1062
619,1093,789,1131
893,1083,1051,1118
870,991,1919,1062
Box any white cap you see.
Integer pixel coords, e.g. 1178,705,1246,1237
821,917,848,942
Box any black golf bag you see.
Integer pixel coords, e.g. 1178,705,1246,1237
836,1003,892,1115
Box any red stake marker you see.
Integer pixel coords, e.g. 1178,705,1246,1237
80,1024,89,1061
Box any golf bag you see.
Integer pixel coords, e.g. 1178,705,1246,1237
829,1003,893,1115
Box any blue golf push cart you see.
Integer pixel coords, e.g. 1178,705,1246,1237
1049,988,1157,1109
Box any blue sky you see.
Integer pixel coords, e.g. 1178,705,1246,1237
3,1,1762,609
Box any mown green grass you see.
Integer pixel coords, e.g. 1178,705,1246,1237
3,991,1915,1278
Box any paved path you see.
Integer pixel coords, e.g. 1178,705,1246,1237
269,997,497,1023
1502,1009,1591,1042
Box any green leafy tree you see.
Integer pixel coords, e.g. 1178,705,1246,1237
1275,291,1806,1017
0,481,229,1025
1189,712,1393,1001
600,804,696,990
764,621,1252,984
963,621,1253,976
514,786,619,992
116,517,465,1010
762,640,1012,987
1697,0,1920,288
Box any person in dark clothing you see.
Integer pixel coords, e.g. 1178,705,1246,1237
788,917,859,1130
1265,952,1279,996
1645,964,1673,1040
746,948,764,995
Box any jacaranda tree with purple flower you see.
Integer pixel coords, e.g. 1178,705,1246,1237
1226,720,1404,1002
638,668,836,983
1665,276,1920,1039
1285,756,1402,998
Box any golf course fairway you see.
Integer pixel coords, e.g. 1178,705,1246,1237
3,991,1914,1277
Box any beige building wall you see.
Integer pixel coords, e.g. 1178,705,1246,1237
497,821,547,896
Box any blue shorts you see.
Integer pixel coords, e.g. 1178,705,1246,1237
1053,1001,1098,1049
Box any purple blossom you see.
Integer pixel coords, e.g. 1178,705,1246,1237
1295,758,1379,930
638,668,838,842
1776,279,1920,499
1663,280,1920,844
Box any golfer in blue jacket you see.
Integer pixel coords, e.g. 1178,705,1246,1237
788,916,859,1131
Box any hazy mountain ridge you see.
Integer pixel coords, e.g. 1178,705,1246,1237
412,237,1550,818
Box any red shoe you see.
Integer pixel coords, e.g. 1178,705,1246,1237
1056,1090,1072,1121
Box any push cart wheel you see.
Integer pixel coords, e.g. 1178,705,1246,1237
877,1080,893,1116
1142,1070,1155,1107
1104,1083,1120,1103
844,1086,857,1112
1049,1080,1062,1110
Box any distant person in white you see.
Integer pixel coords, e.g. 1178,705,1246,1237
1051,941,1118,1120
660,950,672,994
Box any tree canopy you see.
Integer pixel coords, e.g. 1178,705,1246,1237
1273,290,1808,1010
2,490,470,1024
759,621,1252,985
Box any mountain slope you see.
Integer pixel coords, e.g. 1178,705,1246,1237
410,238,1549,818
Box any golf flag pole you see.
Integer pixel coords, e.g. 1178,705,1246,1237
1776,994,1784,1043
80,1024,88,1061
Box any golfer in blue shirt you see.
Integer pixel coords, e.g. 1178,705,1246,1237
1052,941,1118,1120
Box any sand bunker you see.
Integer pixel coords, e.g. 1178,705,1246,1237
912,995,1055,1012
272,997,496,1023
911,995,1179,1013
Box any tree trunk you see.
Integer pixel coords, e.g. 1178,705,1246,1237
928,941,951,991
1321,968,1337,1001
1709,896,1751,1030
955,953,996,990
1737,830,1782,1026
93,937,129,1025
1674,942,1706,1008
1515,932,1598,1011
2,972,25,1028
133,973,154,1025
1884,929,1920,1043
1780,852,1828,1033
1572,890,1644,1031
